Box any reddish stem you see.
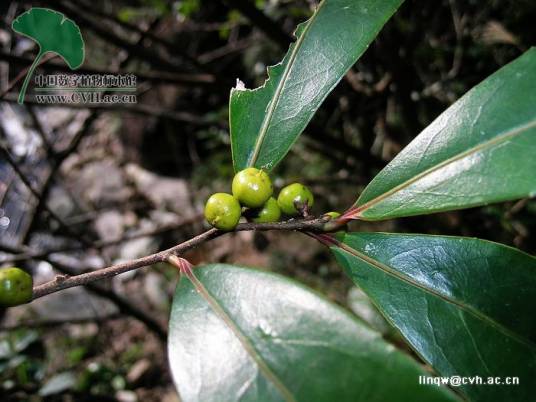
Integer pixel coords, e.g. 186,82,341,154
305,232,338,247
341,206,362,221
168,255,194,276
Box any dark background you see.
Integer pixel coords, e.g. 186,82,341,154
0,0,535,400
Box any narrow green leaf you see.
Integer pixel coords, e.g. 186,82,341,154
331,232,536,402
168,264,460,402
347,49,536,220
230,0,404,172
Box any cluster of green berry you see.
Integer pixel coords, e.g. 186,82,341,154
0,267,33,307
204,167,314,230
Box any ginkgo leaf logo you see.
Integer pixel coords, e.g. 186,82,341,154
11,7,85,104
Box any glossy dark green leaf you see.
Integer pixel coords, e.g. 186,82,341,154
230,0,403,172
12,8,85,104
168,264,460,402
331,232,536,402
347,49,536,221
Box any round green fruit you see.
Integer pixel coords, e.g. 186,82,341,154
204,193,241,231
250,197,281,223
277,183,314,216
232,168,273,208
0,267,33,307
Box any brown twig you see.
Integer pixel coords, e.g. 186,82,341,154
0,145,95,246
72,0,210,72
1,7,211,340
27,106,54,155
45,0,188,73
31,217,334,301
0,52,217,88
221,0,292,48
40,257,168,339
198,37,254,64
0,53,57,100
1,93,214,125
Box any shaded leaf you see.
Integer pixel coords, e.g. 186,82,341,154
346,49,536,221
230,0,404,172
168,264,459,402
331,232,536,402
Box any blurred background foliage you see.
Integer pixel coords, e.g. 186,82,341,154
0,0,535,400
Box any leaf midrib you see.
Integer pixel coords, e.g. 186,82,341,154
246,1,326,167
186,272,297,402
334,242,536,350
356,118,536,215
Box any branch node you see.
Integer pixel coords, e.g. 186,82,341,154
55,274,69,283
167,255,194,276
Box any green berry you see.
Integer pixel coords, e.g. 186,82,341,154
250,197,281,223
0,267,33,307
204,193,241,231
232,168,273,208
277,183,314,216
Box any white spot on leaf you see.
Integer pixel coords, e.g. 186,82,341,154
235,78,246,91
